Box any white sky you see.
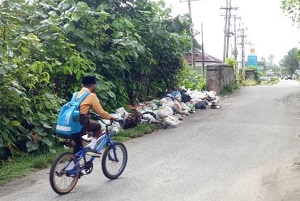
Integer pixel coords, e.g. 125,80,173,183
163,0,300,64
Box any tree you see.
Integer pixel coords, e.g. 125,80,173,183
281,0,300,28
266,54,280,74
258,57,267,70
279,48,300,75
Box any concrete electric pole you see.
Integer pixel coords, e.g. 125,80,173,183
232,15,240,60
180,0,202,68
220,0,238,63
238,27,248,70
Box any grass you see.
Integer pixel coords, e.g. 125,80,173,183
221,77,280,96
241,80,260,86
220,82,240,95
0,146,68,186
0,123,160,186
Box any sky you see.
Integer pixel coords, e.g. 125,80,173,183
163,0,300,64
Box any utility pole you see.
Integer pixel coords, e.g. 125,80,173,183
220,0,238,63
221,0,228,63
225,0,231,59
180,0,202,68
238,27,247,70
232,15,240,60
201,22,205,74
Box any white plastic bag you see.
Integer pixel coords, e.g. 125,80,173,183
156,106,173,118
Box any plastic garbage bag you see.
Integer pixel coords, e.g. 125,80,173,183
156,106,173,118
142,113,156,123
115,107,129,119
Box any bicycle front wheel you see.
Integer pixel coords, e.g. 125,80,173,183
49,152,79,195
102,142,128,179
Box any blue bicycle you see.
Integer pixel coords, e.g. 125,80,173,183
49,112,128,195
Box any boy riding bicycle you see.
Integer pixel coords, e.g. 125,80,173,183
72,75,117,156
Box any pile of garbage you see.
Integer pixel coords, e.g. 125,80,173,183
113,88,221,130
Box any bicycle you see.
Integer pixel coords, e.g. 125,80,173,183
49,112,128,195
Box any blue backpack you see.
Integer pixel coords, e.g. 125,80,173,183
56,91,90,139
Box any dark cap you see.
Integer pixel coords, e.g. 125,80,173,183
81,75,96,85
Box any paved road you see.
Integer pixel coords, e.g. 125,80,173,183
1,80,300,201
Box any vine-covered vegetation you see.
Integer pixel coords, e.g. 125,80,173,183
0,0,198,154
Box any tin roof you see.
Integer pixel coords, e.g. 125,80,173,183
184,49,222,64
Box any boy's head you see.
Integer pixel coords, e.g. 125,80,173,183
82,75,97,92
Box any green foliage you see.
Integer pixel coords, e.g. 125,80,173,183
0,0,94,152
241,80,260,86
0,0,192,155
225,58,239,79
279,48,300,75
113,123,159,140
0,160,35,186
244,66,260,83
270,77,280,84
221,82,239,95
225,58,238,70
31,155,52,169
281,0,300,28
177,61,206,90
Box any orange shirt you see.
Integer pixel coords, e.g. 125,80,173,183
76,87,111,119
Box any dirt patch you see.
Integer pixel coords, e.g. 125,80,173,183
274,92,300,114
260,159,300,201
224,157,300,201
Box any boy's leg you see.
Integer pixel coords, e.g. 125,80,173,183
86,121,101,149
72,133,83,154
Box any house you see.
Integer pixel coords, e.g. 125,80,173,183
184,49,222,73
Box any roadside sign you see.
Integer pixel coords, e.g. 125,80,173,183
247,55,258,66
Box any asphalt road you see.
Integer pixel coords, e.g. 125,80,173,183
1,79,300,201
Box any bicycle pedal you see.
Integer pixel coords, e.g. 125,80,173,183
78,171,84,179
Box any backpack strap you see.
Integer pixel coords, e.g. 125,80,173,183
70,92,79,103
77,91,90,103
70,91,90,104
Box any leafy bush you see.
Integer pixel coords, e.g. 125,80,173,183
0,0,192,154
177,61,206,90
225,58,238,71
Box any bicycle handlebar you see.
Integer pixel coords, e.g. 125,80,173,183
89,111,123,126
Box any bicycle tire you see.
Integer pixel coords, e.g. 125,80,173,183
102,142,128,179
49,152,80,194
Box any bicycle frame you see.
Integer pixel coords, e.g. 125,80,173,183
65,128,119,176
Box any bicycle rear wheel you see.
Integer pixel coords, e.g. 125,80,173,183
102,142,127,179
49,152,80,194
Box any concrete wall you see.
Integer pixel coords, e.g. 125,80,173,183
245,69,255,80
206,64,235,94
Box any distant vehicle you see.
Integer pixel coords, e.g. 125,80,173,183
284,75,292,80
266,71,274,77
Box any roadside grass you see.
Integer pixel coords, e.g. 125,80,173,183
241,80,260,86
0,123,160,186
265,77,280,85
220,82,240,95
0,146,67,186
272,78,280,84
